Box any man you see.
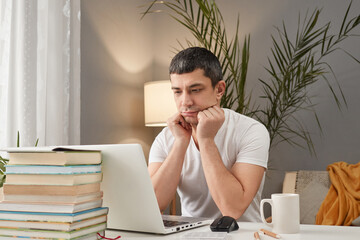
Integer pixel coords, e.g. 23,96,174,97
148,47,269,221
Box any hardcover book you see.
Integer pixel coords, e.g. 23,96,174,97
5,164,102,174
0,214,107,231
0,223,106,239
0,231,104,240
5,172,103,185
7,148,101,166
0,199,103,213
0,207,109,223
2,182,101,195
1,191,103,204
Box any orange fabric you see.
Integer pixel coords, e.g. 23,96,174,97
316,161,360,225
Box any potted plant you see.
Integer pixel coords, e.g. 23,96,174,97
142,0,360,155
0,132,39,187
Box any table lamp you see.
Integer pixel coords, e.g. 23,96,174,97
144,80,177,127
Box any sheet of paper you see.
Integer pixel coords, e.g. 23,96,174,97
181,232,229,240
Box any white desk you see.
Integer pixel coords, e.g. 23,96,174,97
104,222,359,240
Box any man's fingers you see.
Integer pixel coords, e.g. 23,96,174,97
197,111,205,120
199,106,223,119
178,115,188,128
201,109,211,118
206,107,218,116
212,105,223,113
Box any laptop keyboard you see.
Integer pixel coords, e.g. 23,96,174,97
163,220,189,227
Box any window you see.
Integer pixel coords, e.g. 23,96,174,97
0,0,11,146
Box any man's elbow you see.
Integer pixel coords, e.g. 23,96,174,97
154,190,169,212
221,204,247,220
158,201,168,213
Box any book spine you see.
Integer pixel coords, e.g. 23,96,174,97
3,183,101,195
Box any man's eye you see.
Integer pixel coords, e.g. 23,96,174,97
192,89,201,93
173,91,181,95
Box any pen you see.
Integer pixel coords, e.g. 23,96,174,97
259,229,281,239
254,231,261,240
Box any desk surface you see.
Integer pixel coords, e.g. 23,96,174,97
105,222,360,240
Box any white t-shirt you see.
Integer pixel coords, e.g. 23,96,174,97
149,108,270,222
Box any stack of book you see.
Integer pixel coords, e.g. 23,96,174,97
0,148,108,239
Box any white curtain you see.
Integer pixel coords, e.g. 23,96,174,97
0,0,80,147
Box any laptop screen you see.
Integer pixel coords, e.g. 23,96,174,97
65,144,166,232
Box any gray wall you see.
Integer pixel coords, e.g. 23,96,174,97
81,0,360,172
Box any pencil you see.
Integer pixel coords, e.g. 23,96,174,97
254,231,261,240
259,229,281,239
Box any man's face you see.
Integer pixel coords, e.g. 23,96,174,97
170,69,221,125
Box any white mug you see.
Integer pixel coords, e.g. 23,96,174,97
260,193,300,234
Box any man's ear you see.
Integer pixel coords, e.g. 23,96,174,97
215,80,226,100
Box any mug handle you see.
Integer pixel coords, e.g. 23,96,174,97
260,199,273,228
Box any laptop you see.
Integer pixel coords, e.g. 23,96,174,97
64,144,212,234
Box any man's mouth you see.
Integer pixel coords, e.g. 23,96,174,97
181,111,198,117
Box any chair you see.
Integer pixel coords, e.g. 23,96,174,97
169,195,177,215
282,170,330,224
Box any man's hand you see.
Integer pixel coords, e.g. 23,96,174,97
196,106,225,142
150,112,192,211
167,112,192,143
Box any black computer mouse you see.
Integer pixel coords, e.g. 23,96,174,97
210,216,239,233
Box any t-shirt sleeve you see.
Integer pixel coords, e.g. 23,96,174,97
236,122,270,168
148,129,171,164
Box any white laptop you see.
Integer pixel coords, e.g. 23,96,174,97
62,144,212,234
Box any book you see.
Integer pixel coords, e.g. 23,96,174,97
5,164,102,174
0,231,104,240
0,199,103,213
0,222,106,239
0,214,107,231
1,191,103,204
2,182,101,195
5,172,102,185
0,207,108,222
7,148,101,166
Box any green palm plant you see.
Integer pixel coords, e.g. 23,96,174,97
259,5,360,153
0,131,39,187
143,0,252,115
143,0,253,115
0,155,8,187
142,0,360,154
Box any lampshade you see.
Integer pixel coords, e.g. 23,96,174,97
144,80,177,127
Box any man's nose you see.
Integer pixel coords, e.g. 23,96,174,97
181,92,193,107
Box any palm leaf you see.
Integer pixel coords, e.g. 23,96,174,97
141,0,360,155
259,1,360,150
142,0,250,115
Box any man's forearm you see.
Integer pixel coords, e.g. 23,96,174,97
149,140,187,211
199,139,249,219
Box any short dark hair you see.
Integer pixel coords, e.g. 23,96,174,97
169,47,223,87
